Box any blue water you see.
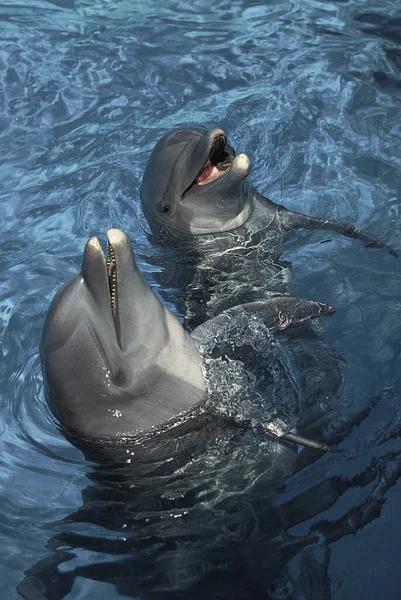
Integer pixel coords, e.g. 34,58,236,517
1,0,401,598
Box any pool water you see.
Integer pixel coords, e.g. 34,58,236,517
1,0,401,598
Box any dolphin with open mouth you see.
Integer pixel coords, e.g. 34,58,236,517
140,126,397,331
141,126,397,255
141,127,254,235
41,229,337,453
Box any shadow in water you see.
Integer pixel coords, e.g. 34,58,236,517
17,414,401,600
17,320,401,599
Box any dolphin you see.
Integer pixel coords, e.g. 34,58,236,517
141,126,396,254
41,229,336,451
140,126,397,330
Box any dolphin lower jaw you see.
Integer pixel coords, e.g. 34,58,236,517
82,235,120,335
77,331,206,440
182,176,254,235
43,310,206,442
160,192,254,236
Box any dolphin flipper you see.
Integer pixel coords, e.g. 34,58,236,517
190,296,335,344
275,203,398,257
223,297,335,330
267,429,343,453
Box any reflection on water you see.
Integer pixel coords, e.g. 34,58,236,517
1,0,401,598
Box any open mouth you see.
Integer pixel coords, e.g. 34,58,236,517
184,132,233,195
106,239,117,316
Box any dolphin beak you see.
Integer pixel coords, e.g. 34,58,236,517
80,232,126,334
80,229,152,352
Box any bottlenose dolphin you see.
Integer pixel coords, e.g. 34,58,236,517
34,230,373,599
141,126,396,255
140,126,396,330
33,247,393,599
41,229,336,450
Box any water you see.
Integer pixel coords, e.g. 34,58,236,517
1,0,401,597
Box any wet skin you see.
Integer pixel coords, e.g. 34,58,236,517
141,126,397,329
41,228,335,452
35,227,390,599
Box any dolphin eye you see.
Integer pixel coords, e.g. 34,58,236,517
162,205,170,213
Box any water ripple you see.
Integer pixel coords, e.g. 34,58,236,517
1,0,401,598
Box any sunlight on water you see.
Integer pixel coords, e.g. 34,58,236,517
1,0,401,598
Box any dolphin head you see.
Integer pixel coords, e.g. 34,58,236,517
140,126,254,235
41,229,206,443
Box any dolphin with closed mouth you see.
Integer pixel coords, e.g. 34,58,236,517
41,228,337,452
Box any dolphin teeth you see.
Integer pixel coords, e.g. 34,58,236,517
217,163,231,172
107,241,117,316
195,151,232,185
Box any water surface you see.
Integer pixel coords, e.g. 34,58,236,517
1,0,401,598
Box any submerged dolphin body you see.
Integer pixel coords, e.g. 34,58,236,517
34,231,359,599
41,229,335,451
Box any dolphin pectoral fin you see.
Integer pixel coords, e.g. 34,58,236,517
222,297,335,333
278,205,398,257
237,419,342,453
189,297,334,344
273,431,344,453
262,422,342,453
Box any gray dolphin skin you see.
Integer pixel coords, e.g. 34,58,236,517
41,229,336,450
41,229,206,442
141,125,397,255
141,127,254,235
